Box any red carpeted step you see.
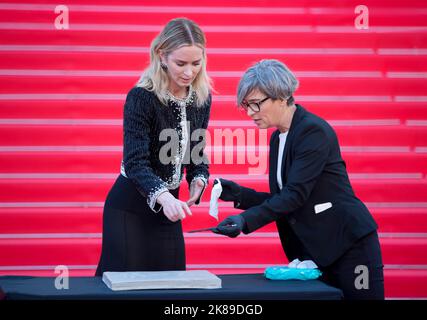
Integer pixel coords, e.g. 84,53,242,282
1,206,427,234
1,52,426,72
2,0,427,7
186,237,427,265
0,123,272,146
1,150,427,174
1,177,427,203
1,100,427,121
3,11,427,28
0,151,123,173
0,236,426,266
343,153,427,174
384,269,427,298
374,208,427,233
2,28,427,49
2,0,427,27
0,100,125,119
0,238,102,266
2,75,427,96
304,102,427,121
0,124,426,147
212,102,427,122
183,178,427,204
0,207,103,234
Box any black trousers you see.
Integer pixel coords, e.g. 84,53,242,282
95,175,185,276
320,231,385,300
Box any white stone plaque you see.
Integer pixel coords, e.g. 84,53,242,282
102,270,222,291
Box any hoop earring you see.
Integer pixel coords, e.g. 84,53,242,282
160,62,168,71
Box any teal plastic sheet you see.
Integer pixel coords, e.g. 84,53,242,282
264,266,322,281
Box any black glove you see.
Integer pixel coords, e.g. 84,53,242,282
213,215,246,238
214,178,241,203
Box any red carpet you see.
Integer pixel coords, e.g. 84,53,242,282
0,0,426,299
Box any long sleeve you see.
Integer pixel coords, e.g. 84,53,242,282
122,88,168,212
241,124,330,233
235,186,271,210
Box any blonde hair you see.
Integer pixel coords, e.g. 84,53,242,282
137,18,212,107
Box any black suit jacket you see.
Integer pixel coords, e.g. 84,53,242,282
238,105,378,267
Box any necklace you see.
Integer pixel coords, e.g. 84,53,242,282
166,85,195,108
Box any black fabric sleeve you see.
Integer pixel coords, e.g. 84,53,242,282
122,88,168,212
234,186,271,210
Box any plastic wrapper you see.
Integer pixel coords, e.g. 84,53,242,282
264,266,322,281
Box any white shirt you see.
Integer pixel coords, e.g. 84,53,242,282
277,131,289,190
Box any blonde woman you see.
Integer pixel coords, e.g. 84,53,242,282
96,18,212,275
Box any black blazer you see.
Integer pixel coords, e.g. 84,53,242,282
122,87,211,212
238,105,378,267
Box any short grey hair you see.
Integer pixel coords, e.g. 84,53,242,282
237,59,299,106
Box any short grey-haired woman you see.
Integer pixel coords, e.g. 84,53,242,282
214,59,384,300
96,18,212,275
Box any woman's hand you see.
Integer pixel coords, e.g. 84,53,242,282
187,178,206,207
157,192,192,222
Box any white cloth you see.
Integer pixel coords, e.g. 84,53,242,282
288,258,318,269
209,178,222,220
277,131,289,190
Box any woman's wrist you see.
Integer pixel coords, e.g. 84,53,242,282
191,177,208,205
156,191,174,206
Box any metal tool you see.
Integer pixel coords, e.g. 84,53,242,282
188,224,237,233
188,227,219,233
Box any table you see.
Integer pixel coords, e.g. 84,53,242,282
0,273,342,300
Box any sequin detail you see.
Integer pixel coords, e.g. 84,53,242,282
148,185,169,212
162,93,191,190
120,160,127,178
121,161,168,211
166,84,195,108
191,175,208,188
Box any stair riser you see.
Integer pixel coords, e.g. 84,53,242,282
1,53,426,72
2,76,427,96
1,126,426,147
2,0,427,8
1,152,427,174
3,8,427,26
0,238,426,265
1,208,427,233
2,101,427,121
1,178,426,202
3,30,427,49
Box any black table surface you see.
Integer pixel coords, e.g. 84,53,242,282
0,273,343,300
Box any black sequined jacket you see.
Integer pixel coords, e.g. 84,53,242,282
120,86,211,212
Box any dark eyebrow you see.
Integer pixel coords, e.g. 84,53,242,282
247,98,264,102
175,59,202,63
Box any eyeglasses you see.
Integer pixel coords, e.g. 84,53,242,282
240,97,270,113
